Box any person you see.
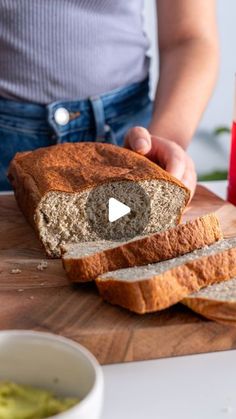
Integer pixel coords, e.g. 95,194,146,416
0,0,219,193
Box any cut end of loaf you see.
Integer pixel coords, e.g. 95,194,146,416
35,179,187,257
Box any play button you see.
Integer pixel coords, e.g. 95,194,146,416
108,198,130,222
86,181,151,241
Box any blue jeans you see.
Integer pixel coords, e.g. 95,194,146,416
0,78,152,191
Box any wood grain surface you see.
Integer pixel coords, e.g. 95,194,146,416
1,185,236,365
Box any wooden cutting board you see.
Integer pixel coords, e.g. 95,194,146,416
1,185,236,365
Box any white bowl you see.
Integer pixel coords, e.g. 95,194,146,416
0,330,104,419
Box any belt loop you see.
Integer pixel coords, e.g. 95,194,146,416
89,96,106,141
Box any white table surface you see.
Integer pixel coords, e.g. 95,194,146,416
102,180,236,419
1,181,233,418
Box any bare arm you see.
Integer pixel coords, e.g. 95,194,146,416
149,0,219,148
125,0,219,195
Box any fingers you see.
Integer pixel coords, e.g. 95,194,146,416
181,157,197,198
155,138,186,180
125,130,197,198
165,148,186,180
124,126,152,155
151,136,196,198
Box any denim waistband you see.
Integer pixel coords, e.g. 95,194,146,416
0,77,150,142
0,77,149,119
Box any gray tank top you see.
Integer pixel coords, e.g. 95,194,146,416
0,0,150,104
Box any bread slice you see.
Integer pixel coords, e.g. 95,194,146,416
95,238,236,314
182,277,236,324
62,213,223,282
8,142,189,258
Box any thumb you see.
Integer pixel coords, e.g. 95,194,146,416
124,126,152,155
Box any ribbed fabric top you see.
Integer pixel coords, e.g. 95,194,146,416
0,0,150,104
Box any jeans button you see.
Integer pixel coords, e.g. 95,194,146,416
54,107,70,125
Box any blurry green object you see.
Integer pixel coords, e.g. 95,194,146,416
197,126,230,181
198,170,228,181
213,126,231,136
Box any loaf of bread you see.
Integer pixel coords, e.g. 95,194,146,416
182,277,236,324
8,142,190,257
62,213,223,282
95,238,236,314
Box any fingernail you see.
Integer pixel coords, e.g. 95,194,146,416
133,138,150,154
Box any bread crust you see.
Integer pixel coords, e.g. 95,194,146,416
182,277,236,324
63,213,223,282
8,142,190,255
182,297,236,325
96,247,236,314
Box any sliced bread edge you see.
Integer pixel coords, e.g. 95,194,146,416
62,213,223,282
95,238,236,314
182,277,236,324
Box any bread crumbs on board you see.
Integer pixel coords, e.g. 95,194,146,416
37,260,48,271
11,268,21,274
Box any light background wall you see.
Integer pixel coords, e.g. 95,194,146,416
143,1,236,174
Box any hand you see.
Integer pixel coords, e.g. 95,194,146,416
124,126,197,198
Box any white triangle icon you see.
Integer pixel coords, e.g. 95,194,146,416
108,198,131,223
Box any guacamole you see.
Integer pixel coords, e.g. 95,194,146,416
0,382,79,419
